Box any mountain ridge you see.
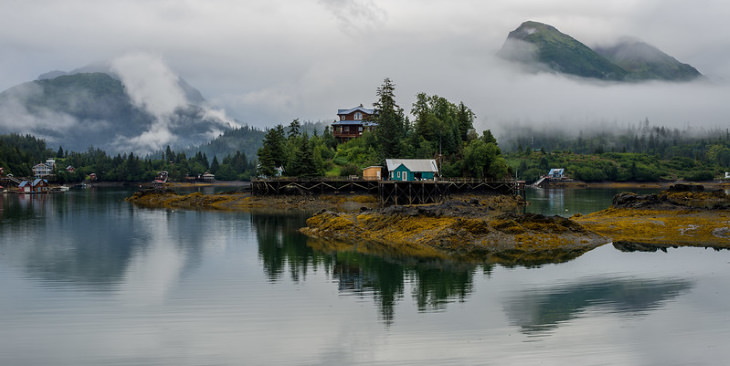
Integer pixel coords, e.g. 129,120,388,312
0,64,237,155
498,21,701,82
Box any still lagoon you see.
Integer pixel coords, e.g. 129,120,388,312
1,188,729,365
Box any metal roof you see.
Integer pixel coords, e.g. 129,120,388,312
548,168,565,175
337,106,375,115
385,159,439,173
331,120,378,126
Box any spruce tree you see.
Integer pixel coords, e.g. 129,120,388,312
373,78,405,160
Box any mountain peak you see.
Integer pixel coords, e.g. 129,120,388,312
0,61,236,154
498,21,701,82
594,39,702,81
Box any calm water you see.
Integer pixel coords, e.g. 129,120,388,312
1,188,729,366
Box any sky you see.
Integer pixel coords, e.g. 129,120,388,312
2,0,730,138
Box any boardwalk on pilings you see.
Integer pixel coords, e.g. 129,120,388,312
251,177,379,196
251,178,525,206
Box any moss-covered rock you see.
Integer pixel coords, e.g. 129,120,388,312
300,201,608,264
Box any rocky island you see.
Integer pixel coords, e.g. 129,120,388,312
127,184,730,263
299,194,610,265
574,184,730,251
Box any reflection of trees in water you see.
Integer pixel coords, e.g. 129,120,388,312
329,253,481,324
332,252,404,324
504,277,693,336
3,192,144,287
251,213,336,282
3,191,216,289
251,213,489,323
411,265,474,311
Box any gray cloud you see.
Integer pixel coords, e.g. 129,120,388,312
1,0,729,140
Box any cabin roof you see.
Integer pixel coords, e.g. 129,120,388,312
331,120,378,126
337,106,375,116
385,159,438,173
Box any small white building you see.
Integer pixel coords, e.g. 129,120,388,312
202,172,215,182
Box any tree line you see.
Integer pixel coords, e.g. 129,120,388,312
258,78,510,180
505,120,730,183
0,134,256,183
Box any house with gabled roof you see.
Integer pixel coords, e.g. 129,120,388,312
385,159,439,181
18,179,49,193
32,163,53,178
332,105,377,143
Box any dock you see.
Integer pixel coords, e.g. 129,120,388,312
251,178,525,205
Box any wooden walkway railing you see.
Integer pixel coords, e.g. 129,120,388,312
251,178,525,205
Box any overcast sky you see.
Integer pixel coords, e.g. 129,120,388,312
2,0,729,136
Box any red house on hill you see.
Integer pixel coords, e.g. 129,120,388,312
332,105,377,143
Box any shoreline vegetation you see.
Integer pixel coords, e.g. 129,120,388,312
126,181,730,265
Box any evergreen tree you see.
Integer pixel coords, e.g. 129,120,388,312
210,156,220,174
262,125,287,167
288,119,301,139
257,146,277,177
373,78,405,160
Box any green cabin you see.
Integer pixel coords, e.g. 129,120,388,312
385,159,439,181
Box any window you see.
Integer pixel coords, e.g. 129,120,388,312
355,112,362,120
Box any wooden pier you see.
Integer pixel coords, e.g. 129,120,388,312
251,177,380,196
251,178,525,205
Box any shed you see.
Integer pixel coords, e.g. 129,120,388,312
385,159,439,182
202,172,215,182
18,181,30,193
362,166,383,181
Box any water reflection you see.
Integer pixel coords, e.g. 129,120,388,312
504,277,692,337
1,192,144,287
251,212,335,282
525,187,659,216
0,190,217,291
250,210,487,323
331,254,481,323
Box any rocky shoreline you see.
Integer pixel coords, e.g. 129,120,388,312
126,184,730,264
125,188,380,212
574,185,730,249
299,195,610,265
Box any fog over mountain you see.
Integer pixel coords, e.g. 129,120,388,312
2,1,730,144
497,21,701,82
0,53,239,154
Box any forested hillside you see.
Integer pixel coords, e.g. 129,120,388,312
502,120,730,183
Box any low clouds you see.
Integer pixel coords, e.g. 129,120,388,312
111,53,188,119
318,0,387,34
110,53,195,152
1,0,729,142
0,51,239,154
